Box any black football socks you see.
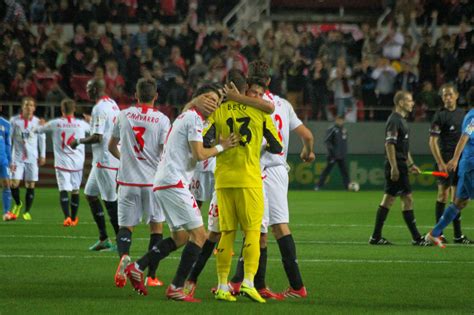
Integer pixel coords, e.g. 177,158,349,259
137,237,177,272
88,198,108,241
104,200,119,235
147,233,163,278
70,193,80,220
116,227,132,257
171,241,202,288
277,234,304,290
372,206,389,239
59,191,70,218
187,239,216,283
402,210,421,240
25,188,34,213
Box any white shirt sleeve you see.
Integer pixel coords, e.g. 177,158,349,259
187,113,203,143
35,120,54,134
38,132,46,158
81,120,91,134
91,106,107,135
111,113,122,139
288,102,303,131
160,116,171,145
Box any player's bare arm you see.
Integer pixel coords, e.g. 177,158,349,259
293,124,315,163
224,82,275,114
429,134,446,172
407,152,420,174
385,143,399,181
108,136,120,160
447,134,469,172
190,133,239,161
70,133,102,149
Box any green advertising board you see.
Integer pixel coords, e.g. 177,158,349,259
288,154,439,190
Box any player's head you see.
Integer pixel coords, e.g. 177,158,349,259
136,78,158,104
439,83,458,110
246,77,267,99
192,83,222,118
86,78,106,101
60,98,76,116
226,69,247,94
394,90,414,114
21,97,36,117
248,60,271,87
335,115,345,126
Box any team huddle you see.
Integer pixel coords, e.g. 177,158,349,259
1,59,472,303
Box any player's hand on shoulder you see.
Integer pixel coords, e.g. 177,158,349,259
390,167,400,181
219,133,239,150
409,164,421,174
38,157,46,166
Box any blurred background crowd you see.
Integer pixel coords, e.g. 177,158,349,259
0,0,472,121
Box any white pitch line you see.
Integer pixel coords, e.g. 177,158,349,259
0,254,471,265
4,221,474,230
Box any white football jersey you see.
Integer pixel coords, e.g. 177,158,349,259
154,109,204,188
36,116,90,171
90,96,120,168
260,92,303,168
10,115,46,163
113,105,171,186
195,157,216,173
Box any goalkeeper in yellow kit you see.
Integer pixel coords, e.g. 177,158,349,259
203,77,282,303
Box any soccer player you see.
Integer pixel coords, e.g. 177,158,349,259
205,77,283,303
315,115,350,190
426,87,474,248
70,79,120,251
369,91,429,246
229,61,313,299
429,84,472,244
124,85,238,301
184,69,275,297
110,78,170,288
35,99,90,226
0,108,13,221
10,97,46,220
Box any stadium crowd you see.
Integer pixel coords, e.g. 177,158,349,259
0,0,472,121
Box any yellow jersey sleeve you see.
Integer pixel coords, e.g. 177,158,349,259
263,114,283,154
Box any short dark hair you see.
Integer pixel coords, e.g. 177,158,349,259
393,90,411,106
226,69,247,93
439,83,458,95
192,83,221,99
136,78,157,103
61,98,76,114
248,60,271,82
247,76,267,89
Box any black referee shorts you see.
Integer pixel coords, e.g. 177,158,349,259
384,162,412,196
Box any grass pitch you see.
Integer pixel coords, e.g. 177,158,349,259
1,189,473,314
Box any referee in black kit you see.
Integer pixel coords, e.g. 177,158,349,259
369,91,429,246
429,83,473,244
314,115,350,190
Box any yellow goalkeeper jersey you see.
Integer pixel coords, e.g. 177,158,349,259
204,100,283,189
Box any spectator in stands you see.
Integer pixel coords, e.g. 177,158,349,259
152,35,171,64
241,35,261,63
125,47,141,94
372,57,397,120
45,81,68,104
104,59,125,101
131,22,149,55
329,57,354,117
4,0,27,25
309,58,329,120
187,54,208,89
377,22,404,61
176,23,195,63
415,81,441,121
170,46,187,74
454,22,473,64
148,19,162,47
30,0,46,24
354,58,377,120
395,61,418,93
320,31,347,67
455,67,472,108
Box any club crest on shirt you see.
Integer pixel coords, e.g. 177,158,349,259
450,125,455,131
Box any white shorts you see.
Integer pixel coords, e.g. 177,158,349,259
11,162,38,181
191,171,215,202
207,188,269,234
84,165,118,201
263,165,289,227
118,185,165,227
154,186,203,232
56,169,83,191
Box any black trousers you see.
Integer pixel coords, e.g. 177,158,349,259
317,157,350,189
